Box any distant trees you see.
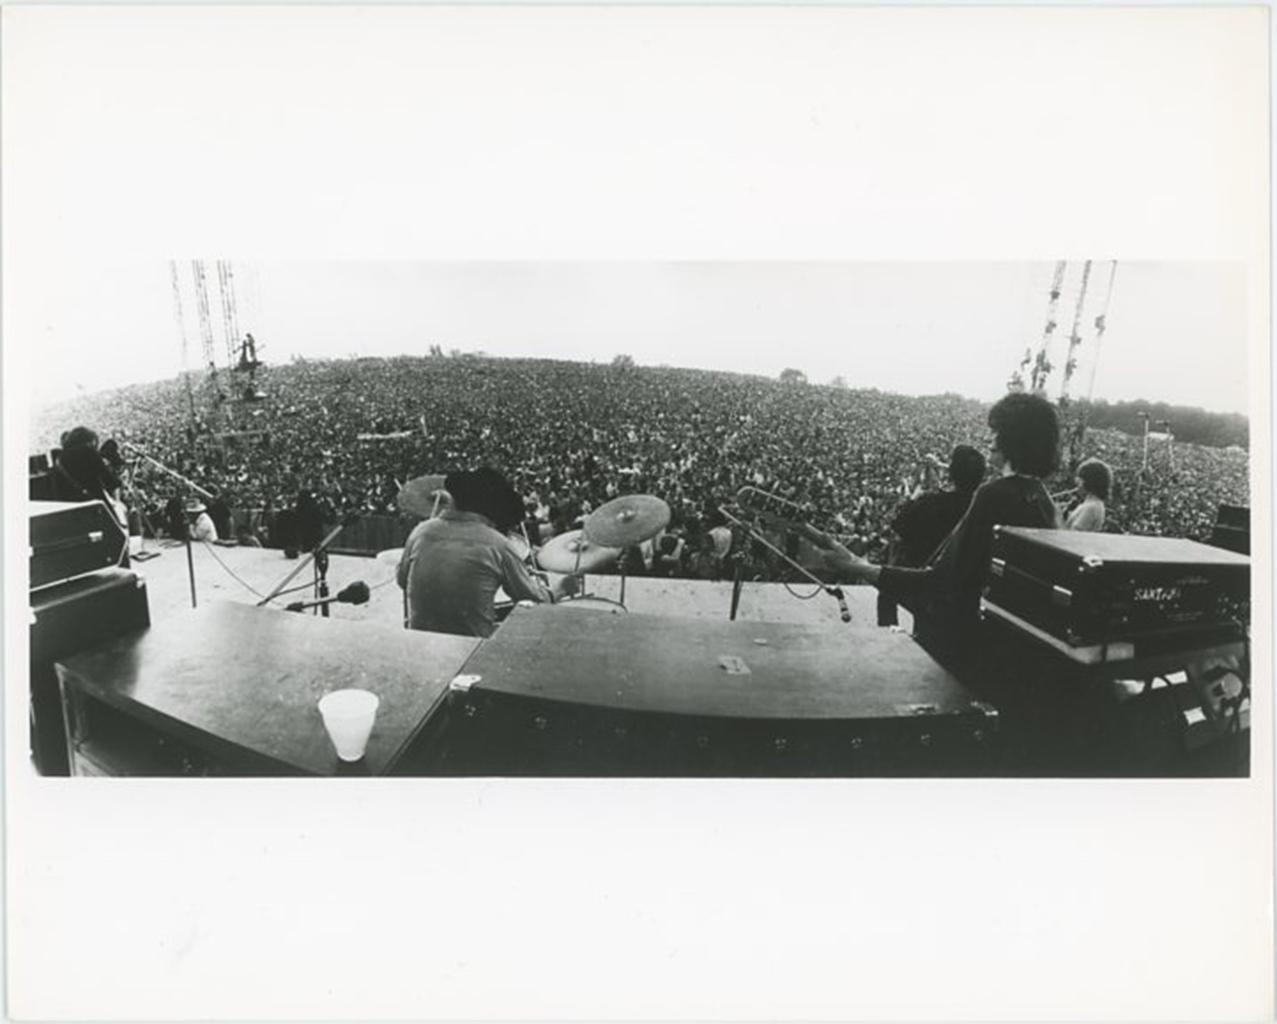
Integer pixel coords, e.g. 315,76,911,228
830,375,848,389
1077,398,1248,449
612,354,636,370
779,367,807,385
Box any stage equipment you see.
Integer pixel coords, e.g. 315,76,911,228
419,605,997,777
719,488,851,623
30,501,129,591
976,604,1249,777
120,441,214,498
1208,504,1249,556
30,568,150,775
582,494,671,548
984,527,1249,661
285,580,370,613
256,513,359,613
118,442,220,605
536,529,620,574
54,602,478,776
578,494,670,607
397,474,449,519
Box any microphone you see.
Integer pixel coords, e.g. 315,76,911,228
285,580,370,612
829,586,852,623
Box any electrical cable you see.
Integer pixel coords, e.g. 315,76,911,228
782,577,824,600
195,540,265,599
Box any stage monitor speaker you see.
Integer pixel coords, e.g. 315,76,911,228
410,605,999,777
1209,504,1249,555
30,500,128,591
30,568,150,775
29,471,56,502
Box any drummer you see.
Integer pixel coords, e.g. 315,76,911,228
397,467,575,638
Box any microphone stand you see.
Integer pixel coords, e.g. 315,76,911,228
730,557,745,622
314,547,331,617
119,458,163,562
257,516,354,610
718,505,851,624
119,442,215,608
120,442,215,499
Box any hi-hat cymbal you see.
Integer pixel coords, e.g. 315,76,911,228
376,547,405,565
583,494,671,548
536,529,620,574
397,474,450,519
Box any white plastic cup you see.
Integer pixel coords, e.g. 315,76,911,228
317,689,380,762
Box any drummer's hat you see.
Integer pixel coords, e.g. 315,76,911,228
444,467,523,533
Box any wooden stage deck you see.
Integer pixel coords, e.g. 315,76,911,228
129,539,907,632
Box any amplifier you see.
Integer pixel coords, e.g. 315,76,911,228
30,568,150,775
30,500,128,591
1215,504,1249,530
986,527,1249,652
415,605,999,777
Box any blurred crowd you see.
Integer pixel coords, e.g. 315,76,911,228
34,355,1250,580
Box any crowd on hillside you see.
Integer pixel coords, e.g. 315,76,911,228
34,355,1250,581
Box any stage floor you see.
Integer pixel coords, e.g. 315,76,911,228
129,539,906,632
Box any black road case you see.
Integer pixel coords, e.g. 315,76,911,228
30,568,150,774
30,500,128,591
985,527,1248,657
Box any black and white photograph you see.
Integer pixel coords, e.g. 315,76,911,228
24,259,1255,779
4,5,1271,1021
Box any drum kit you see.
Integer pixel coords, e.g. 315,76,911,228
396,474,451,519
380,479,672,621
530,494,671,612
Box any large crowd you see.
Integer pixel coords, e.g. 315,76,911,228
34,354,1250,580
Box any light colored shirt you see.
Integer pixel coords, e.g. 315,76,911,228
189,512,218,542
709,525,732,559
397,510,552,637
1066,496,1106,532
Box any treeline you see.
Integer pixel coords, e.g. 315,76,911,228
1072,399,1248,450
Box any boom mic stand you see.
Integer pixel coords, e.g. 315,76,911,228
257,515,356,611
119,441,214,608
120,442,215,500
717,505,851,624
118,457,163,562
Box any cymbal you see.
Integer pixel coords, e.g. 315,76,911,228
376,547,405,565
397,474,450,519
536,529,620,574
583,494,671,548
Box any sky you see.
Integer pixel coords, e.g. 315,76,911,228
25,260,1248,417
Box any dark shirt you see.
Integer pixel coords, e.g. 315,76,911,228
207,498,233,539
878,474,1059,643
51,447,120,504
890,489,976,567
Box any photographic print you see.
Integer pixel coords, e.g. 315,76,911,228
27,260,1253,779
4,5,1270,1022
